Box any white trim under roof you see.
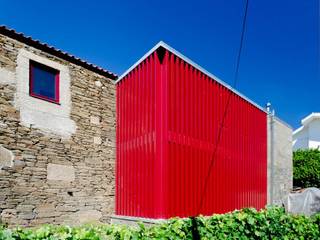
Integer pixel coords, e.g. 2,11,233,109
292,125,304,136
301,112,320,126
116,41,267,113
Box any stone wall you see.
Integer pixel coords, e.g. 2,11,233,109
267,115,293,206
0,33,115,226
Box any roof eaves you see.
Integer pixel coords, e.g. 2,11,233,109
0,25,117,80
292,125,304,136
301,112,320,126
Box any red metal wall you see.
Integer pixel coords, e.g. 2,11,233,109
116,48,267,219
116,51,159,218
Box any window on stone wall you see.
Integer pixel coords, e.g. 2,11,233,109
29,60,60,103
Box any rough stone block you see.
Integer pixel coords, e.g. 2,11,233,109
93,136,102,145
47,163,75,181
0,209,17,221
12,160,26,170
94,81,102,87
16,204,34,212
77,210,102,224
0,145,14,168
35,204,58,218
0,68,15,85
90,116,100,125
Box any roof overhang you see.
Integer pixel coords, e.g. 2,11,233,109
293,112,320,136
301,113,320,126
0,25,117,79
292,125,304,136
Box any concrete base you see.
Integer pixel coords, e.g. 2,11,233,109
110,215,166,227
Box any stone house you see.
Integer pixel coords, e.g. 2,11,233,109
0,26,117,226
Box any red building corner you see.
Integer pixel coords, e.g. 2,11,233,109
115,42,267,220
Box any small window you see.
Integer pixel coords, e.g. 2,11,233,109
29,60,59,103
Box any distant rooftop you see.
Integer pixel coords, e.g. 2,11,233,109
293,112,320,135
301,113,320,126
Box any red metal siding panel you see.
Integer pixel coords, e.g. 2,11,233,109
116,48,267,219
165,49,267,218
116,53,158,218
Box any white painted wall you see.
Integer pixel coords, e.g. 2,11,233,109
308,121,320,149
293,113,320,150
15,49,76,138
293,127,309,150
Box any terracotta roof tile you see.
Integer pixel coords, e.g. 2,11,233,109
0,25,117,80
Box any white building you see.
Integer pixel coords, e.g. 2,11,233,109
293,113,320,150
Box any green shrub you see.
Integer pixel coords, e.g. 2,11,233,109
293,149,320,188
1,207,319,240
197,207,320,239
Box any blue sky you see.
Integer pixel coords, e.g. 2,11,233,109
1,0,319,128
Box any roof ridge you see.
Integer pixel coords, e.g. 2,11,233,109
116,41,268,113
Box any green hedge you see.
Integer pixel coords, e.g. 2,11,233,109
1,207,320,240
293,149,320,188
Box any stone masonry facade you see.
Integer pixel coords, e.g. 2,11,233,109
0,33,116,226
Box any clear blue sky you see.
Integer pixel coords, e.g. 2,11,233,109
1,0,319,128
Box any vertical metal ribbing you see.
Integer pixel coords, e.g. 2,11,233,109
138,63,142,214
116,83,119,215
119,80,122,216
167,53,172,217
128,71,132,216
155,50,168,218
116,47,267,219
146,57,150,217
154,51,162,218
122,75,126,216
123,77,126,215
138,64,142,216
117,53,156,218
145,58,150,217
119,82,122,215
130,70,134,217
200,73,204,215
149,54,156,218
133,66,137,217
122,65,125,216
116,84,119,214
163,51,169,218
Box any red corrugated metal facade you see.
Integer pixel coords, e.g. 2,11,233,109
116,45,267,219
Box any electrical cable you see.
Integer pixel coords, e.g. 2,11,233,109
197,0,250,214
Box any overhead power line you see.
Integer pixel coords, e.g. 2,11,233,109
197,0,250,214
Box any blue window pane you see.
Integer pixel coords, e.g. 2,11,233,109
31,63,58,101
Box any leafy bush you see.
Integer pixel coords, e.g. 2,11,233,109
1,207,320,240
197,207,319,239
293,149,320,188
